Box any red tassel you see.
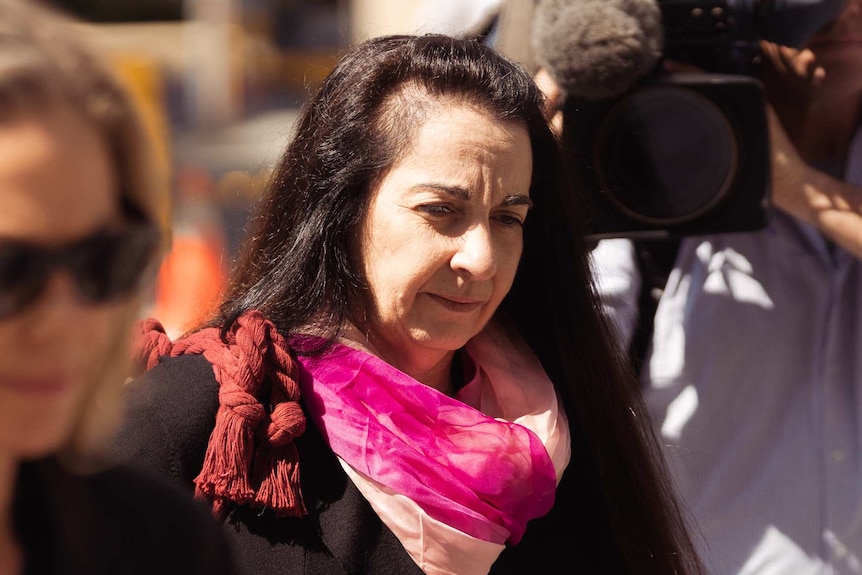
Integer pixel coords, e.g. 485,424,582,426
254,443,306,517
194,404,260,505
130,318,172,374
253,399,307,516
132,310,308,520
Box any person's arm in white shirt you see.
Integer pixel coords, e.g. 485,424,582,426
761,39,862,258
767,105,862,258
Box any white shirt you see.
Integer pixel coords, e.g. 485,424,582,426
412,0,503,36
590,128,862,574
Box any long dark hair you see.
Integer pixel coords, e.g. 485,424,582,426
211,34,703,574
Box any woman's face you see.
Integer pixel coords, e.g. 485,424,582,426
0,105,122,459
358,102,532,374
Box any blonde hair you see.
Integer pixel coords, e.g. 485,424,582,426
0,0,169,468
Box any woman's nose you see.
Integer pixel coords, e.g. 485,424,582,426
14,271,90,342
450,224,497,280
27,271,84,317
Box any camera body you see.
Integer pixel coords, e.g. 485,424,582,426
563,0,773,240
660,0,765,75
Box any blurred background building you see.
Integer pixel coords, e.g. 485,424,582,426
45,0,443,332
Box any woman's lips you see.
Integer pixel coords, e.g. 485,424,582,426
426,293,484,312
0,374,71,394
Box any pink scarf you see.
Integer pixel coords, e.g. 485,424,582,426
132,311,569,573
295,321,569,550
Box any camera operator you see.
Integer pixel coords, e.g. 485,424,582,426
581,1,862,573
466,0,862,575
423,1,862,570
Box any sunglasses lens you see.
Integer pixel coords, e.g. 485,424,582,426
0,243,47,318
70,227,158,303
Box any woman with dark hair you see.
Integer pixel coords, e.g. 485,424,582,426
117,33,704,574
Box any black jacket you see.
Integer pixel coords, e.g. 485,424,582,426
111,353,628,575
14,455,235,575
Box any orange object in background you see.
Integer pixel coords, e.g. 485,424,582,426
152,166,228,338
108,51,173,236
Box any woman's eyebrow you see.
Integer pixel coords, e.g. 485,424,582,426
417,185,533,209
503,195,533,209
419,183,471,200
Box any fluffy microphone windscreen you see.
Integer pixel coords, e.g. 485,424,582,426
531,0,664,100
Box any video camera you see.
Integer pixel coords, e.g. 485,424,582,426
562,0,774,240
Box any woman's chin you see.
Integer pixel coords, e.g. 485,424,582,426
0,405,77,459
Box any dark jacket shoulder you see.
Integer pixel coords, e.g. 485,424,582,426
112,353,220,488
16,457,235,575
112,352,422,575
110,351,626,574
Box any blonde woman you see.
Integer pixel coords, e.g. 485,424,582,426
0,1,235,573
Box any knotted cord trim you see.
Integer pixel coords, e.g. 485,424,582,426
131,310,307,519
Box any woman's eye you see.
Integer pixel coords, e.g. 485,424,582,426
495,213,526,228
418,204,454,217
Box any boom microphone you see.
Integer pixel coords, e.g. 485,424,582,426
531,0,664,100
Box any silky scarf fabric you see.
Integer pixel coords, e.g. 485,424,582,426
295,321,569,551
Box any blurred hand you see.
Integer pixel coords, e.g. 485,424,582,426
755,43,823,223
534,67,563,137
766,91,862,260
758,40,826,146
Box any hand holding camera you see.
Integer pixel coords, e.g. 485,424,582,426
531,0,845,240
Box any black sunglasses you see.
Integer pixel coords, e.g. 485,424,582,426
0,225,160,320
